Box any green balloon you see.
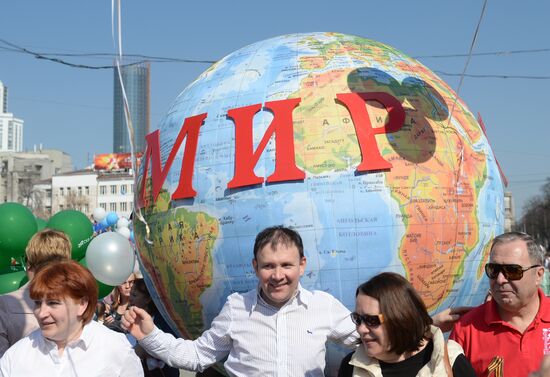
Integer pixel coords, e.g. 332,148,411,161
0,203,38,269
35,217,47,231
78,258,115,299
47,210,93,260
0,270,27,294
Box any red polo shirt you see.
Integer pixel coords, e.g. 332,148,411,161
450,289,550,377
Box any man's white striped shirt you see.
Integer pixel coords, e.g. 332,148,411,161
140,284,358,376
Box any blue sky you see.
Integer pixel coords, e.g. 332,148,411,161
1,1,548,219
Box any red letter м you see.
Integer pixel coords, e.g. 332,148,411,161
137,113,207,208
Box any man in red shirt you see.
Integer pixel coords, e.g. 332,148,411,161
450,231,550,377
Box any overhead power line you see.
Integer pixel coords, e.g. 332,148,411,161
434,70,550,80
413,47,550,59
1,38,548,79
0,38,216,69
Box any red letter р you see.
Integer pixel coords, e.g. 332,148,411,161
336,92,405,171
226,98,305,189
138,113,207,207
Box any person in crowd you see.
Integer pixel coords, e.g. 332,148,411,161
450,231,550,377
0,260,143,376
94,301,108,323
0,229,72,357
104,272,137,332
122,225,358,376
129,278,179,377
129,279,156,315
338,272,476,377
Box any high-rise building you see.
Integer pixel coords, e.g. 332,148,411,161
0,80,23,152
0,80,7,113
113,63,150,154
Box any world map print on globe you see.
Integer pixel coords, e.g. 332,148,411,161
134,32,504,357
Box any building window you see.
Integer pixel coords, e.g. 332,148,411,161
100,185,107,195
83,204,89,213
59,187,64,196
109,203,117,211
121,184,127,195
78,186,82,196
67,187,71,195
110,185,117,194
100,203,107,210
85,186,90,195
120,202,127,211
59,204,64,211
130,184,134,193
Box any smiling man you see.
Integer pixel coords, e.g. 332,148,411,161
122,225,358,376
450,232,550,377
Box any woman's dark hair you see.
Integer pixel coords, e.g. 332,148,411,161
356,272,432,355
131,278,157,315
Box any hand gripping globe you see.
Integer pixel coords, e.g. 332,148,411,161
134,32,504,373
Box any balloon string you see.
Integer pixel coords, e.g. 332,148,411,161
111,0,151,245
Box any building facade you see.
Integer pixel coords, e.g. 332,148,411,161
113,63,150,154
51,169,134,218
0,80,23,152
504,191,515,232
97,171,134,217
0,149,72,217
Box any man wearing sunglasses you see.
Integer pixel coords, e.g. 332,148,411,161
450,231,549,377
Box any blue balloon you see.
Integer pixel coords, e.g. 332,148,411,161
106,212,118,226
129,230,134,242
100,218,109,228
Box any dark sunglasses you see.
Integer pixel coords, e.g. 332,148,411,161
350,312,385,327
484,263,541,281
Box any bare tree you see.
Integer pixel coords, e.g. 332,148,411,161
518,178,550,249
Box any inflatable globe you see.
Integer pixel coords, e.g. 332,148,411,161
134,32,504,371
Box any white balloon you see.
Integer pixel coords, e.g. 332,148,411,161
85,232,135,286
116,217,130,229
92,207,107,222
116,226,131,239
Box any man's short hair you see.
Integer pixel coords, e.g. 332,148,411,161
29,260,98,324
491,231,545,265
356,272,433,355
25,229,72,270
253,226,304,259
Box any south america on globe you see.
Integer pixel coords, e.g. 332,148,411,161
133,32,504,371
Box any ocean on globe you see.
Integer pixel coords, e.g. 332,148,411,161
134,32,504,373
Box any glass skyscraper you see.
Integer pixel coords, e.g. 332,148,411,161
113,62,150,153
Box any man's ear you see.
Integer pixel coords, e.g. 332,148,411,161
299,256,307,276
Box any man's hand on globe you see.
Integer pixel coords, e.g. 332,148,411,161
432,306,472,333
121,306,155,340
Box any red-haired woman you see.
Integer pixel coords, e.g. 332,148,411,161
0,260,143,377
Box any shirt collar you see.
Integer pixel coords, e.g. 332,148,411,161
536,288,550,322
38,321,93,352
252,283,310,312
